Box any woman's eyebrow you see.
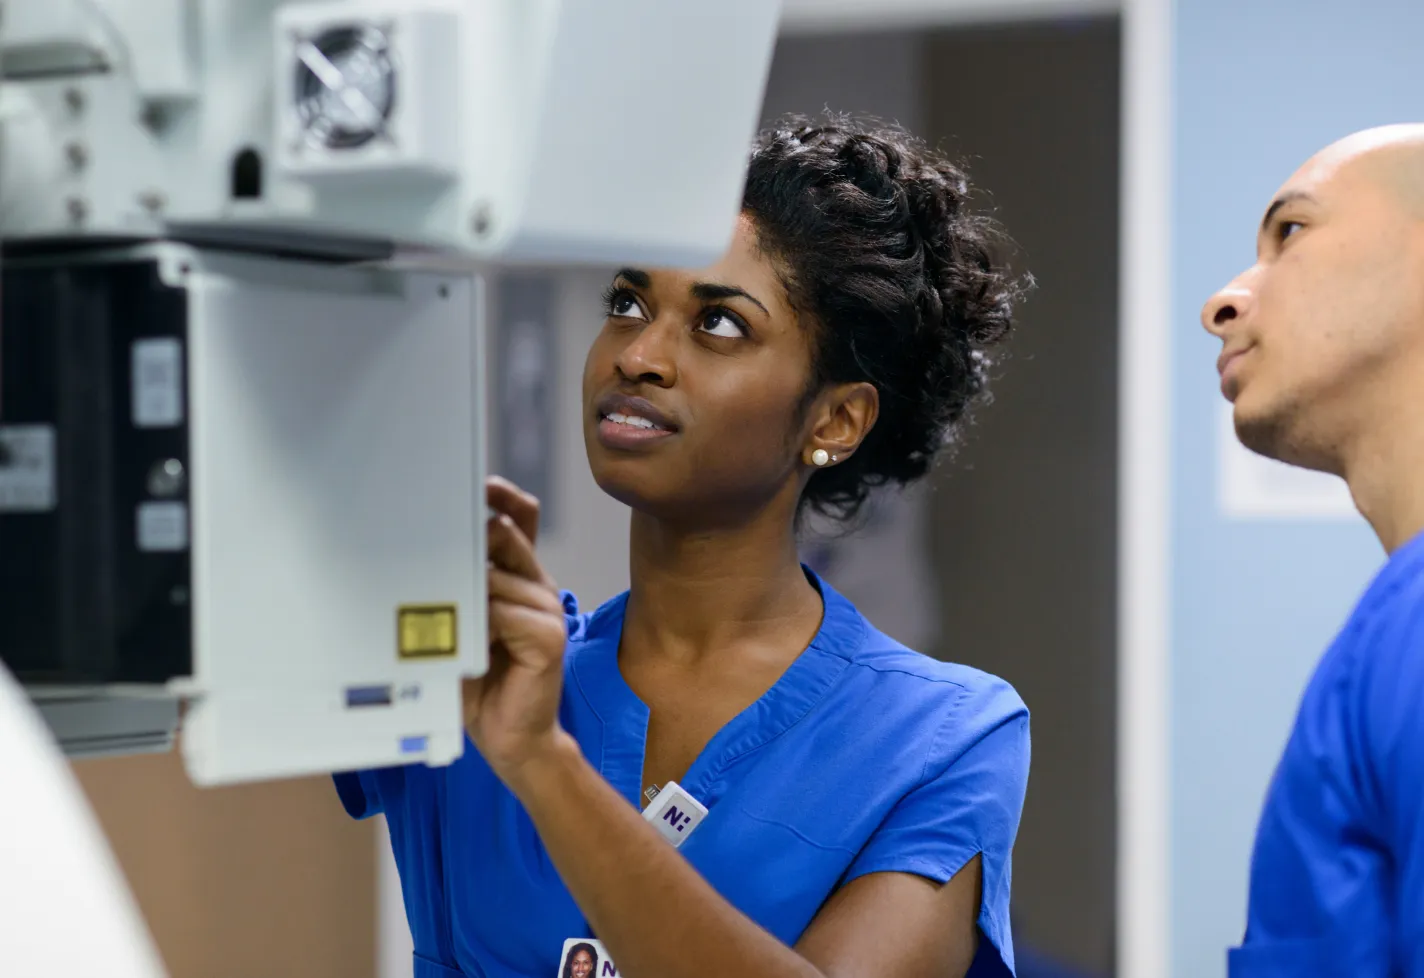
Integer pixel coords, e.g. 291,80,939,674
613,267,652,288
690,281,769,317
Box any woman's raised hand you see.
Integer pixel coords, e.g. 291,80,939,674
462,477,572,780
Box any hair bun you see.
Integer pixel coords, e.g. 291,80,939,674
743,112,1029,524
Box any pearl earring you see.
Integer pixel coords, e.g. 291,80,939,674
811,448,830,466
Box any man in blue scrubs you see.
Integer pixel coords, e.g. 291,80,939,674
1201,123,1424,975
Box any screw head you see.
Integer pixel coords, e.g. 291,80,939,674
64,88,85,114
65,142,88,170
471,203,493,237
147,458,186,497
139,190,166,214
66,197,88,225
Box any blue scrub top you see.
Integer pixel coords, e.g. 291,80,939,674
1230,530,1424,976
335,571,1030,978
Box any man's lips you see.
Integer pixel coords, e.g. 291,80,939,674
1217,345,1252,378
1217,345,1253,399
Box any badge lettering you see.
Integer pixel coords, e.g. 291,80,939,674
641,781,708,848
661,806,693,833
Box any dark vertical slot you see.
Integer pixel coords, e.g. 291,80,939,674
231,147,263,199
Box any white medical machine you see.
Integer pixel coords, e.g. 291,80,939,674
0,1,780,973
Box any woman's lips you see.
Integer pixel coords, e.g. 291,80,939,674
596,414,677,450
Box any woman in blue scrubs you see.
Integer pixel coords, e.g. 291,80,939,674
336,115,1031,978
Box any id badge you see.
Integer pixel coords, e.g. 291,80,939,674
640,780,708,848
558,938,616,977
553,785,707,975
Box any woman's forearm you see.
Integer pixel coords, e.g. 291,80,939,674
505,733,823,978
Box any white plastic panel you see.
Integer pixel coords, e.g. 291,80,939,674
170,246,486,785
2,0,116,75
0,665,167,978
1,0,782,269
487,0,783,267
97,0,200,100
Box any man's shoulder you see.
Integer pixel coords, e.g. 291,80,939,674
1349,531,1424,630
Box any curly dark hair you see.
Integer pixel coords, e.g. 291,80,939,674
742,113,1027,524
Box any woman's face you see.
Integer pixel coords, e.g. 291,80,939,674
583,214,818,526
570,949,594,978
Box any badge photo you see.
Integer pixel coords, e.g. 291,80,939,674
558,938,617,978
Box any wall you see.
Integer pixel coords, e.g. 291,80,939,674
75,751,375,978
1167,2,1417,975
513,270,632,608
920,20,1120,975
760,31,924,130
780,0,1116,33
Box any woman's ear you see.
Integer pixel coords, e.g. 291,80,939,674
803,382,878,465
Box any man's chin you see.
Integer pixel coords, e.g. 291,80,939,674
1233,399,1338,474
1232,404,1287,461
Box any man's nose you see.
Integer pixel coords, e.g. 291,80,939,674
1201,274,1256,338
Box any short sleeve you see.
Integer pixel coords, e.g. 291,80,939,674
562,590,587,638
333,769,387,819
844,680,1030,976
332,590,584,823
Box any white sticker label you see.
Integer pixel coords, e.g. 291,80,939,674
132,338,184,428
641,780,707,848
0,425,57,512
137,501,188,551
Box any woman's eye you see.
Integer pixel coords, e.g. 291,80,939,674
1279,221,1304,242
604,288,647,320
698,309,746,338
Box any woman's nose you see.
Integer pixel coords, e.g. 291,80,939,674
614,321,678,387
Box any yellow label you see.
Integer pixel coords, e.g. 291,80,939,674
397,604,458,660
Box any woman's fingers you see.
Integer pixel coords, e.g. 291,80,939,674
487,512,549,584
487,477,541,545
487,566,563,615
487,599,567,669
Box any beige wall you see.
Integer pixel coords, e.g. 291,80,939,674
73,751,375,978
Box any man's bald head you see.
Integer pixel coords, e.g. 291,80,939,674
1199,123,1424,477
1319,123,1424,216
